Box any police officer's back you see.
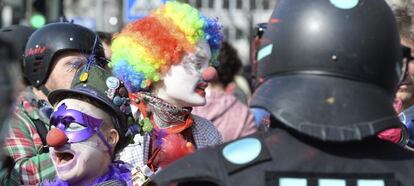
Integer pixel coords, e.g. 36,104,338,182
152,0,414,185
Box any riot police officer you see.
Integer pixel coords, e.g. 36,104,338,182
152,0,414,185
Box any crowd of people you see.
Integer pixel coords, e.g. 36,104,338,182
0,0,414,185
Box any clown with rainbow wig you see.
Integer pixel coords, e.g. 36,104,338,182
110,1,223,184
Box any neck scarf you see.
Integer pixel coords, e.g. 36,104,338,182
130,92,196,171
129,92,194,134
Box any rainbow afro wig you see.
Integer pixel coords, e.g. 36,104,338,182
110,1,223,92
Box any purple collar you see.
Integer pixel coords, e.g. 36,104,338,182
42,161,132,186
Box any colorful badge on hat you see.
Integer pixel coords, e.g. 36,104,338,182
106,76,120,89
79,35,100,83
102,75,141,138
105,76,120,100
80,72,89,82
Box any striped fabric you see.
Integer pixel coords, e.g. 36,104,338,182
1,88,55,185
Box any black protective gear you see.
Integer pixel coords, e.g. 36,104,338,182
251,0,405,141
23,21,105,88
153,127,414,186
151,1,414,185
0,25,34,61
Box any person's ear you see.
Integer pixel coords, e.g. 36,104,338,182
107,129,119,149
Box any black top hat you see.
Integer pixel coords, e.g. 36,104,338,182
48,64,133,152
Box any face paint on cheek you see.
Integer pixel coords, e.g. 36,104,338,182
54,135,112,182
181,56,196,74
82,158,88,165
83,135,112,155
95,139,103,148
157,40,212,107
95,138,111,153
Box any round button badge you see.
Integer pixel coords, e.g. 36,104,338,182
106,76,120,89
330,0,359,9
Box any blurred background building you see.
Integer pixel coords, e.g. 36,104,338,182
0,0,277,65
183,0,277,65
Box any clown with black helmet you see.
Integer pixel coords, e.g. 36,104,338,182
152,0,414,185
2,20,107,185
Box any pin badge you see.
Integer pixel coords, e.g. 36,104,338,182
80,72,89,82
106,76,119,100
106,76,120,89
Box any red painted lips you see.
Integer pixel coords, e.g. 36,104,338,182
195,82,208,97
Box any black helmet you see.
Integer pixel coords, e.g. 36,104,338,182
251,0,405,141
0,29,19,125
0,25,35,85
0,25,35,61
23,21,105,88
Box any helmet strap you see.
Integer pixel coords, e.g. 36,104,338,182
39,84,50,97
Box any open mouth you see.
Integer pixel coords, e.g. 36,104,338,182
400,82,411,86
400,77,413,86
398,84,412,92
195,82,208,96
54,151,75,166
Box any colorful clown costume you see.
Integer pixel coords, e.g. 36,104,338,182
110,1,224,184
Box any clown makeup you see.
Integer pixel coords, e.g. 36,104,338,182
181,42,211,74
45,52,88,91
49,98,117,185
65,56,88,73
155,40,213,107
50,135,112,184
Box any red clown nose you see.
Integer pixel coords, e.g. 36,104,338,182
46,128,69,148
202,67,217,82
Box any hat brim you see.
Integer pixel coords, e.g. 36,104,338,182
250,74,402,141
48,85,124,121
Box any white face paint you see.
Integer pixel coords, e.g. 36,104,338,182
155,40,212,107
50,99,112,185
51,135,111,184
